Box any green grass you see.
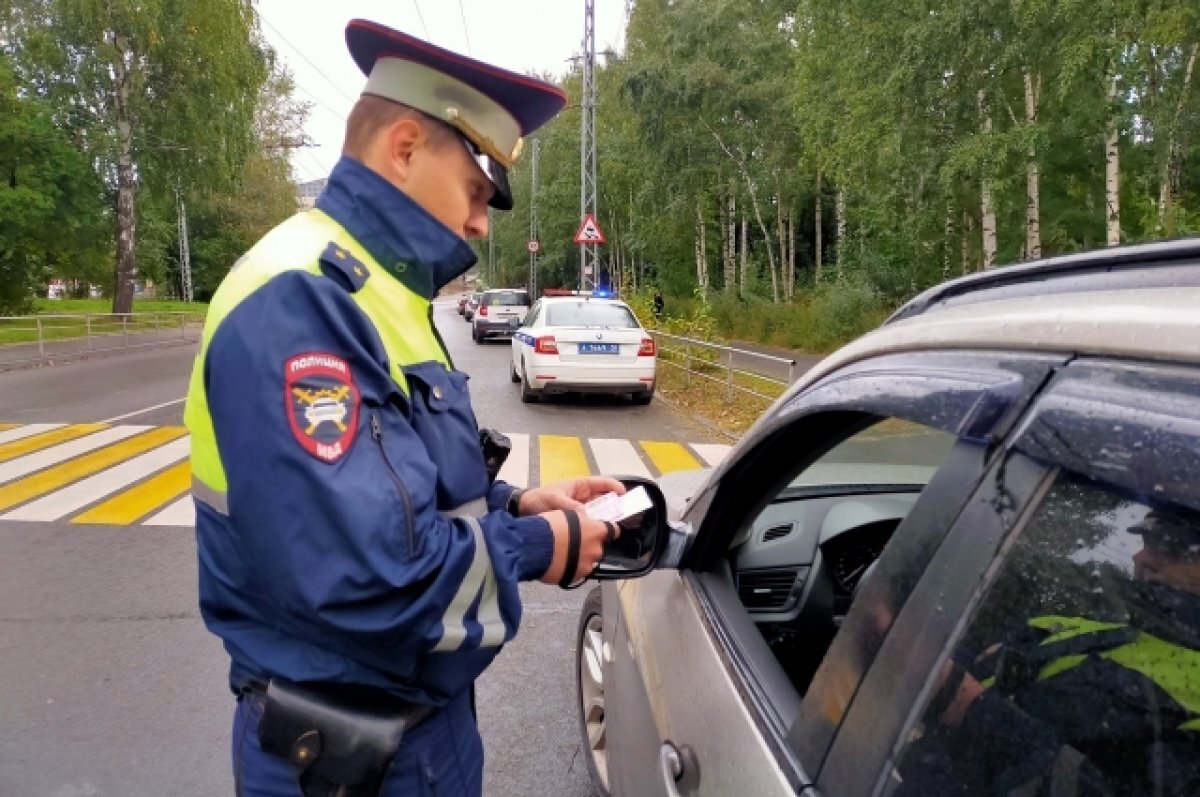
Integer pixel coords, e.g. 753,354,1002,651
1,303,207,346
33,298,208,314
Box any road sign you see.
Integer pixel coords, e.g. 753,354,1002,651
527,239,540,254
573,213,606,245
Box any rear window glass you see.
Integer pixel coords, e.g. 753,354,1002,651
546,303,638,327
484,292,530,307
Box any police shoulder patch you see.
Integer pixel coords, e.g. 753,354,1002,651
285,352,360,463
318,241,370,292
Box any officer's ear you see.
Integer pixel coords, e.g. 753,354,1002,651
384,117,424,180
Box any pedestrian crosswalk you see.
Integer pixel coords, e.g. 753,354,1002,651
0,423,731,527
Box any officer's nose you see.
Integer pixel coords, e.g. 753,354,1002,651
464,206,488,239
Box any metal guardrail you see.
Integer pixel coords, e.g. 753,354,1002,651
0,312,204,368
649,330,796,403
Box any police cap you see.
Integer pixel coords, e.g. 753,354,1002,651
345,19,568,210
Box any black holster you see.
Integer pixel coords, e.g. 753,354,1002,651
256,679,431,797
479,428,512,484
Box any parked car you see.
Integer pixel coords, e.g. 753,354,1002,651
472,288,531,343
457,294,469,315
463,292,482,322
575,239,1200,797
510,296,656,404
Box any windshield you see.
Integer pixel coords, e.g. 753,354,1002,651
485,292,530,307
546,302,639,328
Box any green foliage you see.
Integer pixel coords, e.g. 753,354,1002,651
0,0,304,309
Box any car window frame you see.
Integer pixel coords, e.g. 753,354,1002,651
675,350,1069,787
820,356,1200,797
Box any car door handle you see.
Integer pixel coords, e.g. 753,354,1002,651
659,742,700,796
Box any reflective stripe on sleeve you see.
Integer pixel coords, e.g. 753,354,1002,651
191,476,229,516
432,516,506,652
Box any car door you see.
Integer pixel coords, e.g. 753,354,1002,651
601,350,1069,796
816,356,1200,796
513,301,540,374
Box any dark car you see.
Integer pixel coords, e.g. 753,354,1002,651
577,239,1200,796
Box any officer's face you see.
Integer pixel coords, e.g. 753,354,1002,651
394,121,493,240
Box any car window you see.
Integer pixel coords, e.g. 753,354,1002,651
485,292,529,307
731,419,956,696
885,472,1200,797
545,302,638,328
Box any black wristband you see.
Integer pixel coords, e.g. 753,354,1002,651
506,487,525,516
559,510,581,589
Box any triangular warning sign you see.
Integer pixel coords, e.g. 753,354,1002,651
573,213,606,244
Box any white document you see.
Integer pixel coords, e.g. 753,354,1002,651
583,486,653,523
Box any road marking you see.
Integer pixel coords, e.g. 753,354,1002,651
640,441,702,474
0,423,66,446
6,438,190,521
588,438,652,479
101,398,187,424
0,423,110,463
539,435,590,485
496,433,530,488
143,495,195,527
71,460,192,525
0,423,728,526
0,427,186,512
691,443,732,468
0,426,146,483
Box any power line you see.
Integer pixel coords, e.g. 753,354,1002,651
291,79,348,123
457,0,472,55
412,0,431,39
259,13,358,105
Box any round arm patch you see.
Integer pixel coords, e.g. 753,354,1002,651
285,352,361,463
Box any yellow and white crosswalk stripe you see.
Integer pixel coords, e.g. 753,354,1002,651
0,423,732,527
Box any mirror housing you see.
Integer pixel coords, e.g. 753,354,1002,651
589,477,673,580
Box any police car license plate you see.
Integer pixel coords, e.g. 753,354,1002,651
578,343,619,354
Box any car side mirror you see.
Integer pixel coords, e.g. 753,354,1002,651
590,477,672,580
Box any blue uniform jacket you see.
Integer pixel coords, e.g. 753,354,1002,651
195,157,554,706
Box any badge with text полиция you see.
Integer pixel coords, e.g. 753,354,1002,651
285,352,360,464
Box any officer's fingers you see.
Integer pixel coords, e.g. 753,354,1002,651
571,475,626,500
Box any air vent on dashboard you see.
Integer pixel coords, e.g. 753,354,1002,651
738,569,799,611
762,523,794,543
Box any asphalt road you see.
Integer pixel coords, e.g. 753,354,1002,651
0,298,722,797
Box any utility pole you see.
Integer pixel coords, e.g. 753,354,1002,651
175,183,193,302
579,0,598,292
529,138,540,295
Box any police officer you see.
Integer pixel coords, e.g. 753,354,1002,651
184,19,624,797
901,505,1200,796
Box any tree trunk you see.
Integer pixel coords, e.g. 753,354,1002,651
943,206,954,281
1106,71,1121,247
1158,42,1198,236
978,89,998,270
704,122,777,300
787,214,796,300
1024,71,1042,260
724,186,736,295
112,36,138,315
774,197,786,303
696,202,708,293
962,210,973,275
835,187,847,279
814,169,823,284
739,216,748,295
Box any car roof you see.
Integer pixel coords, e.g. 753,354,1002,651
791,240,1200,398
538,296,629,305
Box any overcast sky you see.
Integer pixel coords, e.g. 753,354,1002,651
255,0,630,182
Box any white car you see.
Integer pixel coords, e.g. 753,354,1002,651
510,296,656,404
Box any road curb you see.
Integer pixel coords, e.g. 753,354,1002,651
0,337,199,374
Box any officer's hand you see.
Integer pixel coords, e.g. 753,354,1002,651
538,510,620,586
518,476,625,515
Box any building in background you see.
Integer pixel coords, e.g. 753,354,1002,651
295,178,328,209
